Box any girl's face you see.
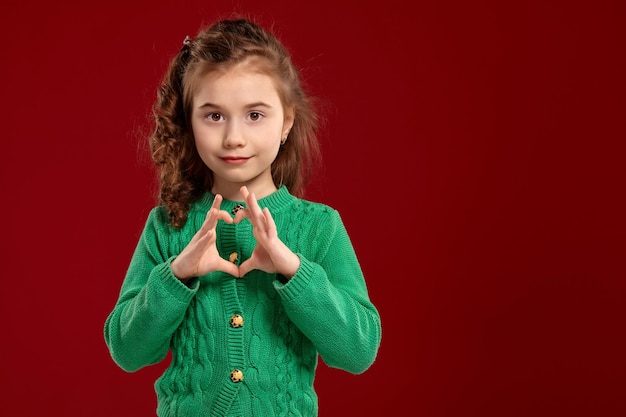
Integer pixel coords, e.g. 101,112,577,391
190,63,294,200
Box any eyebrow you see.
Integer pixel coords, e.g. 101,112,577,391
197,101,273,110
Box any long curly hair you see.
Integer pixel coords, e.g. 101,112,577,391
150,18,320,228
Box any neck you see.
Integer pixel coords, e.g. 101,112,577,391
211,180,278,201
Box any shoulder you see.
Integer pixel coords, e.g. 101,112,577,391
284,198,355,259
146,205,170,226
290,196,338,217
286,197,344,231
139,205,178,239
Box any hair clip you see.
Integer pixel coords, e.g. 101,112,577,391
180,36,192,53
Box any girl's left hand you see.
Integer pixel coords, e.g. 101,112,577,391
234,186,300,279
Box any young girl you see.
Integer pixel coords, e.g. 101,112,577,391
104,18,381,417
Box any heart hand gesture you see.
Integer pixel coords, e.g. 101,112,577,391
171,187,300,282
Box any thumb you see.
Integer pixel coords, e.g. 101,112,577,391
216,258,240,278
238,258,255,278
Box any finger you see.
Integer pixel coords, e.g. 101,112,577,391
200,207,220,232
212,194,223,209
201,195,233,229
206,194,224,223
201,194,222,226
239,185,250,200
188,228,216,253
210,195,235,222
241,187,265,220
263,207,277,234
246,192,266,227
216,210,234,224
238,259,253,277
216,258,240,278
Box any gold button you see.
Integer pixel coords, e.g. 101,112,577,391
230,314,244,328
230,369,244,383
229,252,238,264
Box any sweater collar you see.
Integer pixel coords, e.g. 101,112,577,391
196,185,296,215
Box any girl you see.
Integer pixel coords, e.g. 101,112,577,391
104,18,381,417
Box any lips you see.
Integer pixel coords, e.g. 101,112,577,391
221,156,251,165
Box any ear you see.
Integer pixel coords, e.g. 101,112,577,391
282,106,295,139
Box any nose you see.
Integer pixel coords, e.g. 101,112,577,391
223,122,246,148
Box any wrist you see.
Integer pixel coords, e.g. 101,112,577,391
278,252,300,279
170,257,193,282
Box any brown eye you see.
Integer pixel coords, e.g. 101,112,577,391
208,113,223,122
248,112,263,122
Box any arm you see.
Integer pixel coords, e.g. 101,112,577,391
104,207,197,372
274,210,382,374
104,197,238,372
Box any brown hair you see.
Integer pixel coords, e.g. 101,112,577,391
150,18,320,228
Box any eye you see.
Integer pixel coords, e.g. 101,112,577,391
207,112,224,122
248,112,264,122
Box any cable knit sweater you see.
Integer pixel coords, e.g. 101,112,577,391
104,186,381,417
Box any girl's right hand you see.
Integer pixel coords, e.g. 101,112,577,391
170,194,239,282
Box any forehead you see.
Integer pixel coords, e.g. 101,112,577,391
191,60,283,106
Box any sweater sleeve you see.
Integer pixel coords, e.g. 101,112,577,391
274,209,382,374
104,207,198,372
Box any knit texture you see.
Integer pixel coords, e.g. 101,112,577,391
104,186,381,417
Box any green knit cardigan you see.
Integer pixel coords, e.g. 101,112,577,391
104,186,381,417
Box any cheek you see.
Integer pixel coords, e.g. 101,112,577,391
193,136,219,167
257,125,283,148
260,138,282,159
192,127,219,152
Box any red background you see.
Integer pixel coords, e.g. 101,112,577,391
1,1,625,416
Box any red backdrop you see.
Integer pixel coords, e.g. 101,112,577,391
1,1,625,416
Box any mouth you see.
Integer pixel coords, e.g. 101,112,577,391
221,156,251,165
